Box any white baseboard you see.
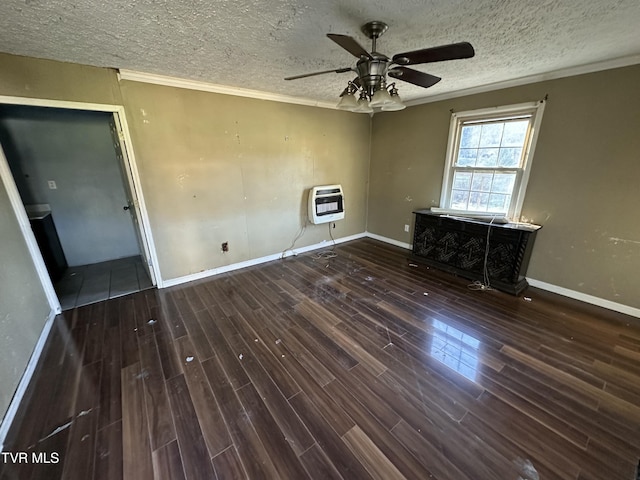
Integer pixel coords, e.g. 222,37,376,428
365,232,412,250
363,232,640,319
162,232,368,288
163,231,640,319
527,278,640,319
0,309,57,450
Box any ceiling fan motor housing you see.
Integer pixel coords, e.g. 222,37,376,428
356,53,390,91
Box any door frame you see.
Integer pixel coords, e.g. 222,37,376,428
0,95,162,314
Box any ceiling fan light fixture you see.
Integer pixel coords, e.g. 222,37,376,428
381,84,406,111
381,97,406,111
352,92,373,113
337,92,358,111
369,87,394,108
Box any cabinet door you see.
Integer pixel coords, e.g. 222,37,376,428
433,228,461,265
455,227,487,274
486,229,524,283
414,215,462,265
413,214,439,259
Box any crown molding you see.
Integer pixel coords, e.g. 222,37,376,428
117,69,338,110
404,54,640,107
119,54,640,112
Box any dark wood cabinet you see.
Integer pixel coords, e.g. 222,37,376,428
412,210,541,295
30,212,67,282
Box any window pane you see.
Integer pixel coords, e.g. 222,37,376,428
471,172,493,192
452,171,472,190
468,192,489,211
498,147,522,167
502,120,529,147
491,173,516,194
460,125,481,148
488,193,510,213
449,171,516,213
477,148,499,167
451,190,469,209
457,148,477,166
479,123,503,147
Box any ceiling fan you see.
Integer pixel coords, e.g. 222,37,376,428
285,21,475,112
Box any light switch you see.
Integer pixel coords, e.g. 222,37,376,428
48,180,57,189
404,224,410,232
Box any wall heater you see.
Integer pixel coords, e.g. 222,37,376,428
308,185,345,224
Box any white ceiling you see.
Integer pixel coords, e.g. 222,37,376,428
1,0,640,106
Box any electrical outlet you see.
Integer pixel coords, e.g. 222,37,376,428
221,242,228,252
48,180,57,189
404,224,410,233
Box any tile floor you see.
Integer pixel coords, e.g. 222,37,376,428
54,255,153,310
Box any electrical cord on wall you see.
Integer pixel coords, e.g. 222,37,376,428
468,215,496,291
312,222,338,260
328,221,336,247
281,220,307,259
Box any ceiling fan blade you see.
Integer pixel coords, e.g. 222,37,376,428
327,34,372,59
284,67,353,81
388,67,441,88
392,42,475,65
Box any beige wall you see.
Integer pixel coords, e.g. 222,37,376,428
0,52,122,105
0,180,51,420
368,64,640,309
119,81,370,280
0,53,123,425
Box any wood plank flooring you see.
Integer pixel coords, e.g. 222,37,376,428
2,238,640,479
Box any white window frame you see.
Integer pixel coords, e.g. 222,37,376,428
435,100,545,221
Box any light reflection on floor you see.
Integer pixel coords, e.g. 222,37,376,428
430,319,480,382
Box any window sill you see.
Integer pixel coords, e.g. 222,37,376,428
423,208,541,231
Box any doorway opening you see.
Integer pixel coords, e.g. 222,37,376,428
0,97,160,312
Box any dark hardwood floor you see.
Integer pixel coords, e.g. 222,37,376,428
2,238,640,479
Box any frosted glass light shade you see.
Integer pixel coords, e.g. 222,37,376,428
352,96,373,113
369,88,394,107
381,93,406,111
337,93,358,111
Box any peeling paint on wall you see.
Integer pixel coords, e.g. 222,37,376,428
177,173,189,188
609,237,640,246
610,277,620,297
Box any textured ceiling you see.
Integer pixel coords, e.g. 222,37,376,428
1,0,640,105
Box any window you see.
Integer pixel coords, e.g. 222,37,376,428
437,101,545,220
